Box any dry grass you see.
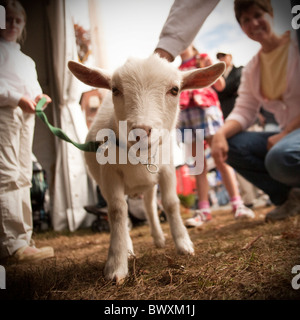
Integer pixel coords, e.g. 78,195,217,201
1,205,300,300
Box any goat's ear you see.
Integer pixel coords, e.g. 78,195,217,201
181,62,226,91
68,61,112,90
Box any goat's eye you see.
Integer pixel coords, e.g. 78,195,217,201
112,87,121,97
169,86,179,96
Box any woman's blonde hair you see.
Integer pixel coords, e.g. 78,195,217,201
1,0,27,43
234,0,273,24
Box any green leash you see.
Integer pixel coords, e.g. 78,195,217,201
35,98,99,152
35,98,159,173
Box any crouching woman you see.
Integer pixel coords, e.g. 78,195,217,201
211,0,300,222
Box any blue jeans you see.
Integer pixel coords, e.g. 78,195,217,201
227,129,300,205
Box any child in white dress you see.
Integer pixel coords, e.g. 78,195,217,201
0,0,53,263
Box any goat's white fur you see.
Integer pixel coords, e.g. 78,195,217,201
68,54,225,282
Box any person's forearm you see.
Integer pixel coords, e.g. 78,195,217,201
156,0,220,59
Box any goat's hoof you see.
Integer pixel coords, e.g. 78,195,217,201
114,276,126,285
176,239,194,255
178,248,194,256
154,237,166,249
105,271,128,284
128,250,136,259
104,263,128,284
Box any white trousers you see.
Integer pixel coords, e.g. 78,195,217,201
0,106,35,258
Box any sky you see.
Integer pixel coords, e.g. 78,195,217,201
68,0,294,71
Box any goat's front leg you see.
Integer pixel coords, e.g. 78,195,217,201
104,199,130,282
159,166,194,255
101,174,132,282
143,185,165,248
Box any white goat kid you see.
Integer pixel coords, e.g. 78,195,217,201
68,54,225,282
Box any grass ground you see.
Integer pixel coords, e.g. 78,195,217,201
0,205,299,300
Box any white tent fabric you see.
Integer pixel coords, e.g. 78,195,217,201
88,0,109,70
46,0,97,231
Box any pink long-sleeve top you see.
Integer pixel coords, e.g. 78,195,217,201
227,36,300,131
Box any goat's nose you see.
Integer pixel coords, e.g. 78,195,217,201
132,125,152,137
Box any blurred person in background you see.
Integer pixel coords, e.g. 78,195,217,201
178,45,255,228
211,0,300,222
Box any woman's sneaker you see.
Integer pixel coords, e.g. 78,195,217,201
185,209,212,228
234,204,255,219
